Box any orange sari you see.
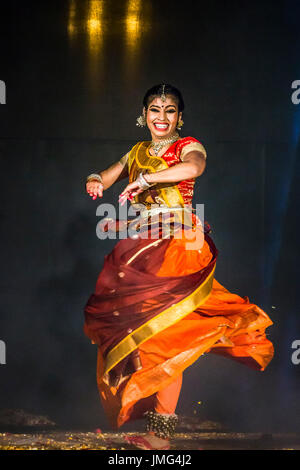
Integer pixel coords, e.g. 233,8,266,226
84,138,274,430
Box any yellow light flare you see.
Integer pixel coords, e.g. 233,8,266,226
67,0,77,37
125,0,142,48
87,0,104,53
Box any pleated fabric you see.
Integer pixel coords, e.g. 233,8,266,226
88,228,273,429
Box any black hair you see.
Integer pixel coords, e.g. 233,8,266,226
142,83,185,112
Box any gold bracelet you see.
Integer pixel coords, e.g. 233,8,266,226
86,173,103,184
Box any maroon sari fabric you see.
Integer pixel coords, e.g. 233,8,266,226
84,229,217,385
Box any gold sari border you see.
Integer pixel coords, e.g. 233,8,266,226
103,263,216,375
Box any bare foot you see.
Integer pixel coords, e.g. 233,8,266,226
142,432,170,449
125,432,170,450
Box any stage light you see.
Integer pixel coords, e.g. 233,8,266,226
125,0,142,48
87,0,104,53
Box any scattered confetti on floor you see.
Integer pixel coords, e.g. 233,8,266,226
0,431,300,450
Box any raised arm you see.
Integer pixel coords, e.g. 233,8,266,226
86,157,129,200
118,150,206,205
144,150,206,183
100,160,129,189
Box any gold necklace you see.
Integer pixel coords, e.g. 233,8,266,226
150,132,180,155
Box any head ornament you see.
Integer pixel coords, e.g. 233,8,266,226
160,84,167,102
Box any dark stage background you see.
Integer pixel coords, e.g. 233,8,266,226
0,0,299,433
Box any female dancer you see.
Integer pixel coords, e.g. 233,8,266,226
84,84,274,450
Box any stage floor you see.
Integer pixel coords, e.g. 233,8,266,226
0,431,300,450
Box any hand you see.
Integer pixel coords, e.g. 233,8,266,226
86,180,104,200
118,181,144,206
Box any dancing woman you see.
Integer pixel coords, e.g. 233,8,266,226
84,84,274,450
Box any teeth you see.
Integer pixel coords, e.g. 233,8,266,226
155,124,168,128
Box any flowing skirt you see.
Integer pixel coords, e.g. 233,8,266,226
84,224,274,430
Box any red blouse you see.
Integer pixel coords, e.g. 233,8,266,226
159,136,207,205
119,136,207,206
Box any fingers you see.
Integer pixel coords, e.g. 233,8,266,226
118,192,134,206
119,185,132,205
118,182,143,205
86,181,144,205
118,185,146,205
86,182,103,200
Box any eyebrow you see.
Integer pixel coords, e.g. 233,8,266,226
149,104,176,109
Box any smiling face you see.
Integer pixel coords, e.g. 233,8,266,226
144,95,182,141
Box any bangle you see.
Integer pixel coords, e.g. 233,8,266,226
86,173,103,184
136,172,154,190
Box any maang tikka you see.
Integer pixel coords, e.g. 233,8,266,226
160,84,167,102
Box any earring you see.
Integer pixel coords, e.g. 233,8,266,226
177,118,184,130
136,114,146,127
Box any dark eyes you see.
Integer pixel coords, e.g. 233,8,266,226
149,108,176,113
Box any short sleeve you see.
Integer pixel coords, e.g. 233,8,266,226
118,152,129,167
180,142,207,162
